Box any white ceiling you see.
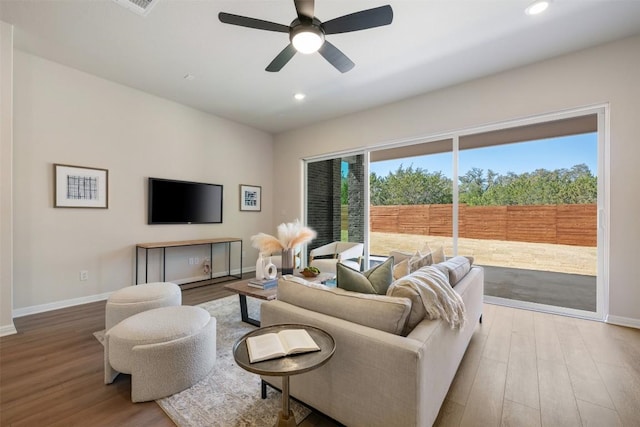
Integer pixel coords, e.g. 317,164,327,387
2,0,640,134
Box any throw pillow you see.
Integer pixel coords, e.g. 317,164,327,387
392,258,410,280
430,245,446,264
337,256,394,295
408,250,433,273
389,249,413,264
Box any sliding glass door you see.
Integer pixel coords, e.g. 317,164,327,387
304,107,606,319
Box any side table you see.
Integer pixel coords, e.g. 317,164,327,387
233,324,335,427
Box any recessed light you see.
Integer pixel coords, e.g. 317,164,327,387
525,0,550,16
294,93,306,101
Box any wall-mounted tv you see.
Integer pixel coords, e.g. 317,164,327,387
148,178,223,224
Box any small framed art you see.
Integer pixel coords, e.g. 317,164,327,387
239,184,261,212
54,164,109,208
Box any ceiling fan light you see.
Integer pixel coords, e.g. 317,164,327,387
291,29,324,54
525,0,550,16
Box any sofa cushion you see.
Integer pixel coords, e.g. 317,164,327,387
386,282,426,334
337,257,394,295
387,263,471,333
277,277,411,335
388,262,458,334
438,256,472,286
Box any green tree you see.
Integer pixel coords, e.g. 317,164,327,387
370,172,388,205
341,177,348,205
463,164,596,206
370,163,596,206
370,165,453,205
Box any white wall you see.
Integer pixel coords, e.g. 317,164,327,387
8,50,274,316
273,35,640,326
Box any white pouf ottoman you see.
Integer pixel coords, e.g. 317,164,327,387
105,282,181,331
104,305,216,402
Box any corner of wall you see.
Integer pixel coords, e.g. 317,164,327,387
0,323,17,337
0,21,16,334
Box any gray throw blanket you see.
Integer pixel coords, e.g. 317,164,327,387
393,266,466,329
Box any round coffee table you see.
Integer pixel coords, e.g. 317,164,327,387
233,324,335,427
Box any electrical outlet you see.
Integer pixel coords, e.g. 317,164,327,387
194,257,199,265
80,270,89,281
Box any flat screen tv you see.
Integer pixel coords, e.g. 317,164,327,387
148,178,223,224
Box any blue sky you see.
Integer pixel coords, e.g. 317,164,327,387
369,133,598,178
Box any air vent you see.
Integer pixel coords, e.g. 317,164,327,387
112,0,158,17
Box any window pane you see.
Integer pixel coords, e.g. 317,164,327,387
458,132,597,311
370,142,454,260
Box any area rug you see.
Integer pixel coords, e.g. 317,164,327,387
96,296,311,426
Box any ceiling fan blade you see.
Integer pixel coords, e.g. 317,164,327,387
318,41,355,73
218,12,290,33
294,0,315,20
323,5,393,35
266,44,298,72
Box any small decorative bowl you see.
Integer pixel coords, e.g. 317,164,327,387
301,269,319,278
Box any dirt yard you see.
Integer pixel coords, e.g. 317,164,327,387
370,232,597,276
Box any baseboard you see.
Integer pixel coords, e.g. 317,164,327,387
13,292,112,318
157,267,251,286
12,267,252,318
172,275,214,285
0,323,18,337
606,315,640,329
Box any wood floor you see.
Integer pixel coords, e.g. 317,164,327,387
2,281,639,427
0,279,235,427
435,304,640,427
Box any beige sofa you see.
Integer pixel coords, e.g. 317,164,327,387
261,265,484,427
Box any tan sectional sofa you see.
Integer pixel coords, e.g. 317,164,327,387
261,265,484,427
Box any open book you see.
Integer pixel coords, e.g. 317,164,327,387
246,329,320,363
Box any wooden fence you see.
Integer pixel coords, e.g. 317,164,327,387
368,204,596,247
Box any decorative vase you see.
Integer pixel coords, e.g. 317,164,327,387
264,258,278,280
255,253,265,280
281,248,295,275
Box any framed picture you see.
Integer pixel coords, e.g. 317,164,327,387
54,164,109,208
239,184,261,212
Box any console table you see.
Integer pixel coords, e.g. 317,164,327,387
135,238,243,286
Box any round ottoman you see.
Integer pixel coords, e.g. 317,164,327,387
105,282,181,330
104,305,216,402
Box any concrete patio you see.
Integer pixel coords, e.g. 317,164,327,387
370,232,597,312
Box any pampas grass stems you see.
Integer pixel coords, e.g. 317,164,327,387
251,220,316,253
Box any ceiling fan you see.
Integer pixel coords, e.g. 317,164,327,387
218,0,393,73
